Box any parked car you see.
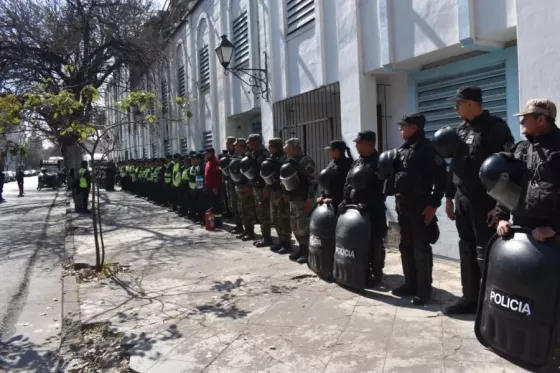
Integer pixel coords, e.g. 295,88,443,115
24,170,32,177
6,171,15,182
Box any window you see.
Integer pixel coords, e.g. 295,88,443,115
232,11,249,67
180,138,188,155
177,66,186,99
164,139,171,155
203,130,213,149
161,78,169,114
151,143,157,158
198,45,210,91
286,0,315,35
416,63,507,139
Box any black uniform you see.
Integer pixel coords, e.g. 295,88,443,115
320,155,353,213
495,125,560,233
0,169,4,202
446,110,514,312
391,125,447,303
341,148,387,283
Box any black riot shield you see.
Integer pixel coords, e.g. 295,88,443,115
475,227,560,372
308,204,337,280
332,205,371,290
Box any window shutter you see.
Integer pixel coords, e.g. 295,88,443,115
199,45,210,91
286,0,315,35
177,66,186,99
180,138,188,155
164,140,171,155
161,79,169,114
151,143,157,157
417,63,507,139
232,11,249,67
203,130,213,149
251,121,262,135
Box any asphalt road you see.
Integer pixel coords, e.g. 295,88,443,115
0,177,67,372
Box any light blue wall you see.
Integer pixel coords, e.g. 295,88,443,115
407,46,520,141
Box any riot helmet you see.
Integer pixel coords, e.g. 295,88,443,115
479,153,526,211
219,156,231,177
318,166,339,194
432,126,460,158
229,157,246,183
349,164,373,191
377,148,398,180
260,158,280,185
280,161,300,191
240,155,257,180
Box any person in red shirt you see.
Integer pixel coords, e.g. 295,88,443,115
204,148,223,227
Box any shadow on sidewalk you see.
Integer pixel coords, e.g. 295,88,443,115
0,334,57,373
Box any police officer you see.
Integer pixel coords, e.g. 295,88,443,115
317,140,353,213
340,130,387,286
494,99,560,241
163,154,173,207
388,113,447,305
204,148,223,227
233,138,257,240
0,163,5,203
179,155,191,216
170,154,182,212
441,86,515,315
105,161,117,191
266,138,292,254
282,138,317,264
225,137,243,234
247,134,272,247
192,152,206,223
78,160,91,213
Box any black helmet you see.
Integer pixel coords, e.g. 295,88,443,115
229,157,246,183
349,164,373,191
260,158,280,185
318,166,339,193
378,149,398,180
432,126,460,158
240,155,256,180
479,153,526,211
219,156,231,177
280,161,300,191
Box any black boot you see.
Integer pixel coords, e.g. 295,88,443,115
270,242,282,253
277,241,293,254
236,231,247,239
392,246,417,296
392,284,416,297
289,245,301,261
444,296,477,315
242,228,256,241
296,245,308,264
230,224,244,234
412,244,433,306
255,232,272,248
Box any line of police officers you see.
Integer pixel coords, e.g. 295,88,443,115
116,86,560,314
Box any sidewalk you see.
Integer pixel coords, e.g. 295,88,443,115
71,189,527,373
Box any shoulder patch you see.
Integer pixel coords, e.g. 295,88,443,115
434,154,444,166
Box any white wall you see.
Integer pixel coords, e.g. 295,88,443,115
516,0,560,111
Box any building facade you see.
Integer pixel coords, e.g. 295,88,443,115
106,0,559,259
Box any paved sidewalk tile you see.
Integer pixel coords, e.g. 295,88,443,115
71,190,530,373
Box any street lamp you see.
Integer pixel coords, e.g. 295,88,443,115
215,34,270,102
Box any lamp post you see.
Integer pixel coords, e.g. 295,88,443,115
215,34,270,102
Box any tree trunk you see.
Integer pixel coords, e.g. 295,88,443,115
60,136,84,212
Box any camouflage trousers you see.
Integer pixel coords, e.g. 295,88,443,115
235,184,256,228
227,180,241,225
253,187,271,234
270,189,291,242
289,199,311,246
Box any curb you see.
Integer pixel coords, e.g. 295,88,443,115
54,193,83,372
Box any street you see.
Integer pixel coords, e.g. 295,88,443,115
0,177,66,372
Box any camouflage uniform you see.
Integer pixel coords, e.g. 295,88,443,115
225,137,242,231
283,138,317,263
268,138,292,252
247,134,272,246
233,138,256,240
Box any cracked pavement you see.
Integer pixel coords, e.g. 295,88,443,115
71,189,529,373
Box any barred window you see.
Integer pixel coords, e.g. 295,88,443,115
232,11,249,67
199,45,210,91
286,0,315,35
161,78,169,114
177,66,186,99
203,130,213,149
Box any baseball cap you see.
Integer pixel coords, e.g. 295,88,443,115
447,86,483,103
397,113,426,128
514,98,557,119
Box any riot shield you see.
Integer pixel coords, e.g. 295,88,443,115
332,205,371,290
475,227,560,372
308,204,337,280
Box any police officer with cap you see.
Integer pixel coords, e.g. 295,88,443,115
340,130,387,286
282,138,317,264
317,140,353,212
492,99,560,241
233,138,257,240
247,134,273,247
442,86,515,315
225,137,243,233
388,113,447,305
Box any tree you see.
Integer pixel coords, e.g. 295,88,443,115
0,0,165,170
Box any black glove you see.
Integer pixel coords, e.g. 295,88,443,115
338,202,347,214
356,203,366,213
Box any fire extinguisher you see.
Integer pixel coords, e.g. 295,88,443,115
205,209,215,231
